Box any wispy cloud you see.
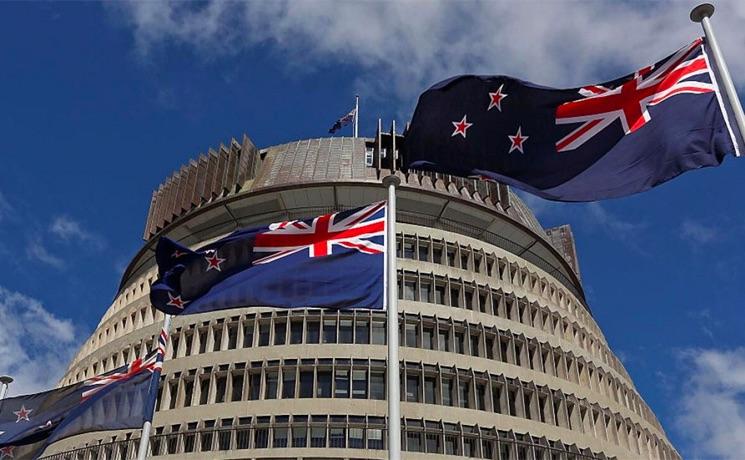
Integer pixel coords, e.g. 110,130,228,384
583,202,647,249
675,348,745,459
111,1,745,110
26,238,65,269
680,219,719,245
0,191,13,222
0,286,83,394
50,215,105,249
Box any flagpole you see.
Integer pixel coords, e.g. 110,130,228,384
136,314,173,460
691,3,745,156
0,375,13,413
0,376,12,400
382,174,401,460
354,95,360,138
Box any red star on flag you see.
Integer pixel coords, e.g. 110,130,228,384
204,251,226,272
508,127,529,153
488,84,508,111
13,405,32,423
451,115,473,138
166,292,188,310
0,446,15,459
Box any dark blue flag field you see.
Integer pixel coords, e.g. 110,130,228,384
404,38,742,201
0,354,159,460
150,201,386,316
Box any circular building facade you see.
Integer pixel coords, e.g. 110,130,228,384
42,134,679,460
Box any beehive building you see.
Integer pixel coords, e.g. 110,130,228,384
42,129,680,460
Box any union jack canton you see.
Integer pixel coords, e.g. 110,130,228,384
405,38,741,201
150,202,387,316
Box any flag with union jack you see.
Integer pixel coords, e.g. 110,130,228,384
150,201,386,316
404,38,742,201
0,353,159,460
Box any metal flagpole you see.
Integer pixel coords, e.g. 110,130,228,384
0,375,13,413
136,314,173,460
354,95,360,138
382,173,401,460
691,3,745,156
0,376,12,400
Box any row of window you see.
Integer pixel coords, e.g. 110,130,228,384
75,269,622,386
156,358,667,457
395,234,591,326
67,310,657,432
41,416,629,460
90,232,598,367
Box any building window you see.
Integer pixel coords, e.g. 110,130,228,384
323,319,337,343
424,376,437,404
368,428,384,449
442,378,453,406
258,322,270,347
265,371,278,399
339,320,353,344
405,323,417,348
329,427,346,448
406,432,422,452
335,370,350,398
282,369,296,399
365,147,374,166
231,373,243,402
215,375,227,403
273,426,289,448
317,370,332,398
306,320,320,344
352,370,367,399
243,321,254,348
292,424,307,447
371,372,386,400
355,320,369,344
227,324,238,349
299,370,314,398
310,426,326,447
406,374,420,402
290,320,303,344
274,321,286,345
372,320,386,345
349,427,365,448
212,329,221,352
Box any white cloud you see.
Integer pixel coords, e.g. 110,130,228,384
675,348,745,459
111,0,745,109
0,191,11,222
681,219,719,244
0,286,83,395
50,215,105,249
26,239,65,269
583,202,647,246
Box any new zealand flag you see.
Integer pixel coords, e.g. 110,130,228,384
404,38,742,201
0,354,159,460
150,202,386,316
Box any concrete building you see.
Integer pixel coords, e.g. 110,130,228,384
42,130,679,460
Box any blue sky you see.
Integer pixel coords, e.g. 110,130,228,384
1,2,745,458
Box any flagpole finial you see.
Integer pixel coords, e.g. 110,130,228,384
690,3,714,22
382,175,401,188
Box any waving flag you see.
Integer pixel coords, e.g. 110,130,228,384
329,107,357,134
150,202,386,316
0,354,159,460
404,38,742,202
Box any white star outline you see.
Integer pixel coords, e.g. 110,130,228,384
508,126,529,154
488,84,508,112
13,406,32,423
